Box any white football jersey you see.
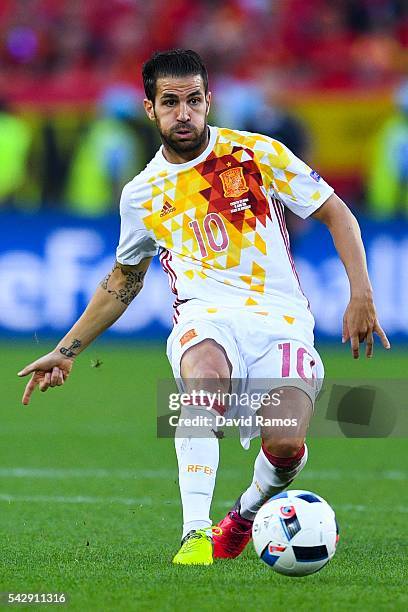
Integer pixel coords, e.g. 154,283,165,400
116,126,333,329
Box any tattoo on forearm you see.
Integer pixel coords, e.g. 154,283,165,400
100,263,147,305
60,339,81,358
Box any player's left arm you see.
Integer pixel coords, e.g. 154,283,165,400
312,192,390,358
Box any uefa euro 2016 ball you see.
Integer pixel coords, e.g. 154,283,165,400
252,490,339,576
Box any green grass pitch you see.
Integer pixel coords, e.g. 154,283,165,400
0,342,406,611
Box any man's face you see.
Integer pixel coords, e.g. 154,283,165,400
144,75,211,156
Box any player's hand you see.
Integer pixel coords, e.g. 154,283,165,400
17,351,75,405
342,295,390,359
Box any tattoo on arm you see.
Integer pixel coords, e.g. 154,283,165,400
100,263,147,306
60,339,81,358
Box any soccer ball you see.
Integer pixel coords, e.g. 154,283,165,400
252,490,339,576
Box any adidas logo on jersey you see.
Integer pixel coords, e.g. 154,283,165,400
160,201,176,217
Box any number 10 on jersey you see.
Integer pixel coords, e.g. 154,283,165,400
189,213,229,257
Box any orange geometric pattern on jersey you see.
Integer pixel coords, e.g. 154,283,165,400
140,134,283,297
116,126,334,320
137,128,327,305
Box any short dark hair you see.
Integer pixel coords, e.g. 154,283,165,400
142,49,208,102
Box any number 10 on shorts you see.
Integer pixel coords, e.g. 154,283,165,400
278,342,317,381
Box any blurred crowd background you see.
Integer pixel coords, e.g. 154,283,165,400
2,0,408,218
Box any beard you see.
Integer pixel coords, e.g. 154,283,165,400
158,122,209,155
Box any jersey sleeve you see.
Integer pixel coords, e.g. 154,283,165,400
268,140,334,219
116,184,159,265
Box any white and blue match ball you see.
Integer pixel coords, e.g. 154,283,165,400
252,490,339,577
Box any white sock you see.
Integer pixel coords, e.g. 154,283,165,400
240,444,308,520
175,408,219,539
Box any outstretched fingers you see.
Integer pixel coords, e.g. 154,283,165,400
21,369,66,405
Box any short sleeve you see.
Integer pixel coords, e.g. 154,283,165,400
268,141,334,219
116,184,158,265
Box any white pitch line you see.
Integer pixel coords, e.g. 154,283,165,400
338,503,408,514
0,494,407,514
0,467,175,479
0,493,153,506
0,467,406,480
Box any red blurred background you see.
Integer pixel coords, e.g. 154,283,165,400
1,0,408,212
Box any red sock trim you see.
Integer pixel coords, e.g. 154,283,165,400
261,443,305,468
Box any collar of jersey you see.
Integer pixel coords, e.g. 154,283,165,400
158,125,218,170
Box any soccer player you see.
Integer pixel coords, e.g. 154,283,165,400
18,49,390,566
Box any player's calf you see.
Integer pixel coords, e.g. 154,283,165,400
239,442,308,521
213,442,309,559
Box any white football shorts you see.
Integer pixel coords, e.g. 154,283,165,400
166,304,324,448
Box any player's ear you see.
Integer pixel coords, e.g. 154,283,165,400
205,92,211,116
143,98,155,121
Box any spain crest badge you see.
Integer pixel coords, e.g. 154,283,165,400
219,166,249,198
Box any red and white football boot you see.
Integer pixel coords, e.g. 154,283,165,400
213,498,253,559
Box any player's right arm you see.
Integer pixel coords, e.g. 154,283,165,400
17,257,152,405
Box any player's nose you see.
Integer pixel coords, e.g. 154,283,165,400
177,103,190,122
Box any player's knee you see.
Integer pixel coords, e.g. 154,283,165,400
187,367,230,396
181,339,231,382
262,437,304,458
